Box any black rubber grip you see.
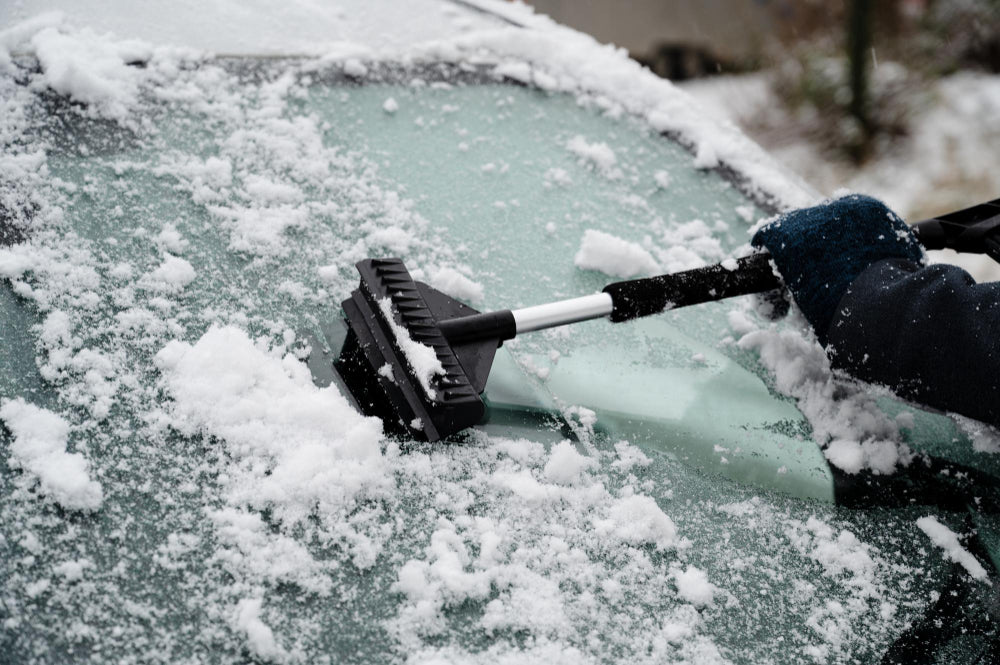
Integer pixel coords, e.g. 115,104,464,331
438,310,516,344
602,253,781,322
911,198,1000,263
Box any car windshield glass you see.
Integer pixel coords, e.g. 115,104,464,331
2,57,997,664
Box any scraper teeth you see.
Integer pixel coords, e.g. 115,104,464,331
358,259,481,408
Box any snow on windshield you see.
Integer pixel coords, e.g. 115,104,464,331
0,11,990,665
0,1,510,56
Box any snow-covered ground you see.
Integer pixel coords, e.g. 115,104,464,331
681,71,1000,283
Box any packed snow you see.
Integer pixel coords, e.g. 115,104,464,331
1,14,151,120
378,298,446,400
574,229,659,279
426,265,485,303
916,516,989,582
0,398,103,511
693,140,719,169
0,0,509,56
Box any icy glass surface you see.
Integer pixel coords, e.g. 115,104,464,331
1,60,996,665
301,82,835,499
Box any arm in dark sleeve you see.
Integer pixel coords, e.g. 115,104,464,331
826,258,1000,426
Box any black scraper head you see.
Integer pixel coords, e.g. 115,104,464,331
335,258,500,442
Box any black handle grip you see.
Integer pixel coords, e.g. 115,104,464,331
438,309,516,344
603,253,780,322
912,198,1000,262
604,198,1000,324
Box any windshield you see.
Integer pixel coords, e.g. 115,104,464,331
2,55,997,664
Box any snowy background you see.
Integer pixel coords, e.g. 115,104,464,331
681,71,1000,282
532,0,1000,282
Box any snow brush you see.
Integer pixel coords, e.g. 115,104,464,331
335,199,1000,441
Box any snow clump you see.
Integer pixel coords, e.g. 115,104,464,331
155,223,189,254
594,494,679,550
951,414,1000,454
574,229,659,279
145,254,196,291
653,218,726,273
916,516,989,582
543,440,596,485
693,140,719,169
672,565,716,607
342,58,368,77
565,135,620,177
234,598,287,663
0,399,103,511
426,265,484,303
377,298,446,399
155,326,387,575
737,324,910,475
155,326,385,508
53,558,91,582
543,167,572,187
2,15,152,121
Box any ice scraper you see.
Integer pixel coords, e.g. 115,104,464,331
335,198,1000,442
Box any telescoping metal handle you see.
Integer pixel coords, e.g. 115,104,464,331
436,292,616,343
437,253,780,343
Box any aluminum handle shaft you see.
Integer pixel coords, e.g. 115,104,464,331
511,293,613,334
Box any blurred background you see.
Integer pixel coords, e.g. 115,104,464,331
527,0,1000,279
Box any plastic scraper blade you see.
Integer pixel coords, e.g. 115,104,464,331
335,258,490,441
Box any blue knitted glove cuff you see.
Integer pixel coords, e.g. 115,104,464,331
751,195,924,340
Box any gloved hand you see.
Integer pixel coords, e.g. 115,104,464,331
751,195,924,343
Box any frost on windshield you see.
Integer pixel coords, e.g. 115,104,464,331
0,16,995,665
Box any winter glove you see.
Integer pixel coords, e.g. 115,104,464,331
751,195,924,342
